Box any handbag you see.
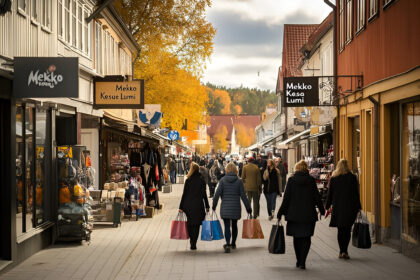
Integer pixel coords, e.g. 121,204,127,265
201,212,212,241
170,212,189,240
210,212,224,240
352,211,371,249
268,220,285,254
242,214,264,239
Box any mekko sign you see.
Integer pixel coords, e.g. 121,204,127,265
283,77,319,107
94,80,144,109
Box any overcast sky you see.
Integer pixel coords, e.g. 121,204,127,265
202,0,332,91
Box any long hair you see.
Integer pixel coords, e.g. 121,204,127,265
225,162,238,174
332,159,351,177
187,162,199,179
267,159,275,171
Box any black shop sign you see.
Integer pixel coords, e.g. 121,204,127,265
13,57,79,98
283,77,319,107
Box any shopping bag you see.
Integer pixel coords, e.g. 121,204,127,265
201,212,212,241
268,220,285,254
210,212,224,240
170,212,189,240
242,215,264,239
352,211,371,249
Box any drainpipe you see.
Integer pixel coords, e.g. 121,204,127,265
368,95,380,243
323,0,339,163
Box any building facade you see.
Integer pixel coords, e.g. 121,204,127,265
336,0,420,260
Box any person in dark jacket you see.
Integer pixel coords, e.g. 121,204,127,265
325,159,362,260
179,163,210,250
277,160,325,269
263,159,282,220
275,156,287,193
169,158,177,184
213,162,252,253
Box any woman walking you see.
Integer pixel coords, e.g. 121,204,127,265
325,159,362,259
179,163,209,250
277,160,325,269
212,163,252,253
263,159,282,220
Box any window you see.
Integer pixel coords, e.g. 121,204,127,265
58,0,63,36
18,0,27,13
356,0,365,32
383,0,393,6
64,0,70,43
40,0,51,28
369,0,378,18
31,0,37,20
339,0,345,50
72,0,77,46
95,22,102,73
84,8,91,56
78,5,83,50
346,0,353,42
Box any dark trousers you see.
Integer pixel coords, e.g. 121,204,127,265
246,191,260,217
170,170,176,183
209,182,217,197
264,192,277,216
223,219,238,246
187,224,200,247
293,237,311,266
337,226,352,254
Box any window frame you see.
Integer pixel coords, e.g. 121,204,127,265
383,0,395,9
356,0,366,34
368,0,379,21
40,0,52,30
339,0,345,51
17,0,27,16
345,0,353,44
95,21,102,74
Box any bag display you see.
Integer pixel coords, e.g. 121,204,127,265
268,220,285,254
352,211,372,249
242,215,264,239
170,212,189,240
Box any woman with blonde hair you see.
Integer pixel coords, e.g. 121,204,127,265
213,162,252,253
179,162,210,250
263,159,282,220
326,159,361,259
277,160,325,269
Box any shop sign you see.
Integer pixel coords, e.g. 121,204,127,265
13,57,79,98
94,80,144,109
168,130,180,141
138,104,162,127
283,77,319,107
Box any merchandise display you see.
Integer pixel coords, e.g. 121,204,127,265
308,144,334,202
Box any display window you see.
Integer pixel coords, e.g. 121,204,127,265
401,101,420,254
15,104,50,236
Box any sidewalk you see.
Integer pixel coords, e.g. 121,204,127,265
1,183,419,280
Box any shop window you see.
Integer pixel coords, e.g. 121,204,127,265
16,106,25,235
350,116,361,175
402,102,420,254
35,108,47,225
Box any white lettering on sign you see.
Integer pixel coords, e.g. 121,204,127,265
27,65,64,89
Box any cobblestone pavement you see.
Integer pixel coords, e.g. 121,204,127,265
1,183,419,280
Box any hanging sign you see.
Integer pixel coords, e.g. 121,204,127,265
13,57,79,98
283,77,319,107
138,104,162,127
94,79,144,109
168,130,180,141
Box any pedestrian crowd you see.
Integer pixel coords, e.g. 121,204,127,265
173,153,362,270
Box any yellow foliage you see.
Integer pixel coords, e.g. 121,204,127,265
236,123,256,148
213,125,229,152
213,90,232,114
195,135,211,155
233,104,243,115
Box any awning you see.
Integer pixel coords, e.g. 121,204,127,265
246,143,259,151
277,129,311,149
259,132,282,147
309,131,331,139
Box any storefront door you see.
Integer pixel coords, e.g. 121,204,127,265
401,101,420,260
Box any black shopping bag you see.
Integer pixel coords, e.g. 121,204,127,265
268,220,285,254
352,211,371,249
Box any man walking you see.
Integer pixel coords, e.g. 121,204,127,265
241,157,262,218
169,157,177,184
276,156,287,193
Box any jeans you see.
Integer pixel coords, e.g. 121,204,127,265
246,191,260,218
264,192,277,216
337,226,352,254
223,219,238,246
170,170,176,184
293,237,311,266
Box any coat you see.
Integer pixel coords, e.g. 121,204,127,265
241,162,262,193
263,167,282,195
277,171,325,223
277,161,287,178
199,166,209,185
179,171,210,225
325,172,362,227
212,173,252,220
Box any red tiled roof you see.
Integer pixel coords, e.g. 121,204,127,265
207,115,262,141
280,24,318,90
301,12,334,55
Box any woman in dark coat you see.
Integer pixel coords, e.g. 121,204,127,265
263,159,282,220
325,159,362,259
213,162,252,253
179,163,209,250
277,160,325,269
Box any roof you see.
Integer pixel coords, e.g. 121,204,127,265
256,112,278,131
279,24,318,91
207,115,262,141
300,12,334,58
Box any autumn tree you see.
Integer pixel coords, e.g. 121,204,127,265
235,123,256,148
213,125,228,152
206,87,224,115
114,0,215,130
213,89,232,115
